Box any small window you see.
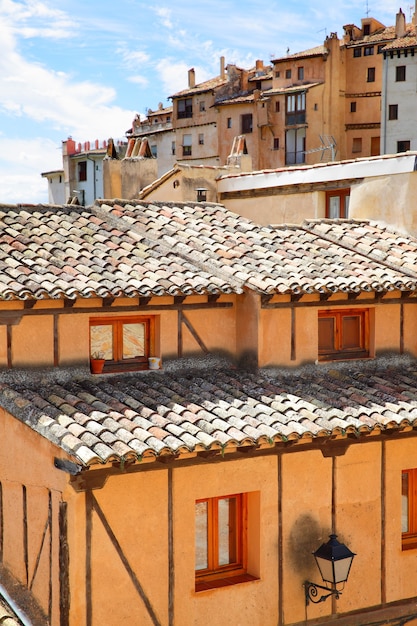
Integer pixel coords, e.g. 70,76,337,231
151,144,157,157
397,140,411,153
227,117,232,129
367,67,375,82
171,141,176,156
377,44,385,54
285,69,292,79
326,189,350,218
364,46,374,56
353,48,362,57
195,494,255,591
198,133,204,145
389,104,398,120
90,316,155,373
402,469,417,550
352,137,362,153
275,101,280,113
363,24,371,36
297,66,304,80
183,134,192,156
241,113,253,134
350,101,357,113
199,101,206,112
318,309,369,361
396,65,406,81
314,103,318,111
273,137,280,150
78,161,87,182
275,70,280,78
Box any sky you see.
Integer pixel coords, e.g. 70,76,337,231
0,0,408,204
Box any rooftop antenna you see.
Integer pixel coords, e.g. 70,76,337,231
304,135,337,162
318,27,327,38
365,0,370,17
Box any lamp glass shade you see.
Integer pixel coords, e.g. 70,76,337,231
313,534,355,585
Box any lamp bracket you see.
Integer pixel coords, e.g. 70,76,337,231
304,581,341,606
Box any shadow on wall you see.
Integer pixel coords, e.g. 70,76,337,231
287,514,326,577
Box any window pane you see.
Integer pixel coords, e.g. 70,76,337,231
402,472,409,533
123,323,145,359
91,325,113,360
342,315,361,349
329,196,341,219
218,497,237,566
195,502,208,570
318,318,335,352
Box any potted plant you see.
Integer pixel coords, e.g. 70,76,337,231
90,351,105,374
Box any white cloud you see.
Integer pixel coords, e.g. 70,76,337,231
0,137,61,204
154,7,174,29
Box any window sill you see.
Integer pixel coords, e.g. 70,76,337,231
195,573,258,592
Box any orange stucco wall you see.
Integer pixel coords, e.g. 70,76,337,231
3,395,417,624
66,438,417,624
1,291,416,371
0,408,69,624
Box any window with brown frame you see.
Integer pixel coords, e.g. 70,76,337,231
402,469,417,550
90,316,155,372
195,493,253,591
326,189,350,218
318,309,369,361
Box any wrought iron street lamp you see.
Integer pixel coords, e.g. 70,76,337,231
304,534,355,606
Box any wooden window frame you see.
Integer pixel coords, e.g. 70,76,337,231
318,309,369,362
90,315,155,372
195,493,248,590
402,469,417,550
325,188,350,218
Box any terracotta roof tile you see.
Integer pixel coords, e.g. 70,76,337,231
1,357,417,465
0,202,417,301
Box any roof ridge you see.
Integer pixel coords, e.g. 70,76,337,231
91,201,246,293
301,219,417,282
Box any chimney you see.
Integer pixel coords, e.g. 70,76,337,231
396,8,406,38
413,0,417,25
188,68,195,89
220,56,225,79
255,59,263,71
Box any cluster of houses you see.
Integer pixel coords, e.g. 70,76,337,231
3,3,417,626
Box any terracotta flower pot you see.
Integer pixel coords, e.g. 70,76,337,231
90,358,105,374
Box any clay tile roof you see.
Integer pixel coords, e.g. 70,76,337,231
382,26,417,50
170,75,228,98
0,201,417,302
2,356,417,465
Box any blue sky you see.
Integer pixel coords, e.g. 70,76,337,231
0,0,405,203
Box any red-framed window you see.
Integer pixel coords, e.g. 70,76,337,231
326,189,350,218
318,309,369,361
402,469,417,550
90,316,155,372
195,493,248,590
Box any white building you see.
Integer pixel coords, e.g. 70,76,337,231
381,7,417,155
